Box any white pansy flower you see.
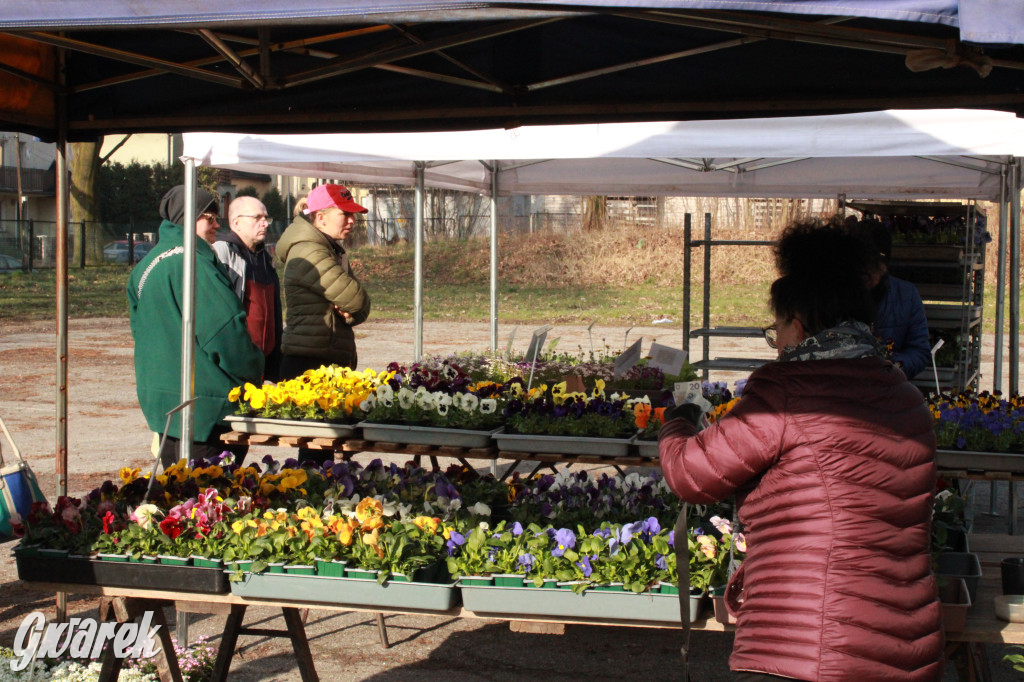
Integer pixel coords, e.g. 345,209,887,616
437,393,453,407
479,398,497,414
398,387,415,409
376,384,394,401
462,393,479,411
130,503,161,530
437,402,450,416
478,521,490,531
469,501,491,517
359,394,376,412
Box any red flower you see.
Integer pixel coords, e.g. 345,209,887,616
159,517,183,540
102,511,116,535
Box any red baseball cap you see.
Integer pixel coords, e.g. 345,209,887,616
303,184,368,214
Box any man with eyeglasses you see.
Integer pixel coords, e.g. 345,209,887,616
213,195,283,382
128,185,264,469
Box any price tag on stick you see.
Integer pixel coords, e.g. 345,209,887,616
505,326,518,359
614,338,643,379
525,325,553,393
647,342,688,377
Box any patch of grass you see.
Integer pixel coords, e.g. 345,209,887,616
0,266,131,321
366,278,775,326
1,236,1020,342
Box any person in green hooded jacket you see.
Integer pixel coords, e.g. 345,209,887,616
128,185,264,468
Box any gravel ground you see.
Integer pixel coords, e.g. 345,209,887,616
0,317,1021,680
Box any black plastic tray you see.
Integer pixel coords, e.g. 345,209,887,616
16,555,229,594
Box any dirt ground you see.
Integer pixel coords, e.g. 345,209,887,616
0,317,1021,680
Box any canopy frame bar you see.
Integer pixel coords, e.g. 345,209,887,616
278,17,563,89
11,31,247,88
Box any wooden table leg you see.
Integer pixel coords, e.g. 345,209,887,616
99,598,182,682
282,607,319,682
211,604,247,682
376,613,390,649
97,645,125,682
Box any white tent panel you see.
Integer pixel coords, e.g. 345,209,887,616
183,110,1024,200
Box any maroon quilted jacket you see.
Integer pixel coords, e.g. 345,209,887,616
660,357,943,681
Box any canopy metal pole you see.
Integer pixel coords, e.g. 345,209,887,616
413,162,425,361
1010,159,1021,394
54,45,69,624
489,161,499,353
179,161,198,463
995,165,1008,393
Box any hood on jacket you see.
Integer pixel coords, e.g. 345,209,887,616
159,185,218,226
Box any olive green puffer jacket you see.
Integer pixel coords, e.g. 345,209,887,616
275,216,370,368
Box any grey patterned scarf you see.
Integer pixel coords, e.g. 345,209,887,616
778,320,883,363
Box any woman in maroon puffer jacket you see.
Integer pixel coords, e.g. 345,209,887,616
660,222,943,681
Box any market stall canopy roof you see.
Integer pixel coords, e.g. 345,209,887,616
1,2,1023,141
182,109,1024,200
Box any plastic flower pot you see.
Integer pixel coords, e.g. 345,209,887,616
191,556,224,569
458,575,495,587
657,581,679,595
315,559,347,578
266,562,286,574
96,553,130,563
345,568,379,580
229,560,253,573
556,580,589,590
713,593,737,625
493,574,527,587
139,555,159,564
284,564,316,576
593,582,625,592
14,543,40,558
157,555,191,567
38,548,69,559
391,564,436,583
689,589,707,622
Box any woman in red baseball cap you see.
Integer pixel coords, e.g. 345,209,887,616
274,184,372,463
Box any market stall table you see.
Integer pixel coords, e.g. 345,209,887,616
20,580,718,682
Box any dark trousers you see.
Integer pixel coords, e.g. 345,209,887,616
158,425,248,469
280,354,345,467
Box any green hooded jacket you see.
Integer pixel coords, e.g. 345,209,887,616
275,216,370,368
127,220,264,440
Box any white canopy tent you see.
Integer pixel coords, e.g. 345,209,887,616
181,109,1023,417
184,109,1024,199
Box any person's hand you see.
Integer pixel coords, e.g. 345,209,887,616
664,403,704,427
334,306,354,324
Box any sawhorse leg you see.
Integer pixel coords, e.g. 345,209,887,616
97,597,182,682
209,604,319,682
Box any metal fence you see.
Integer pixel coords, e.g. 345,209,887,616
0,219,152,269
0,212,584,271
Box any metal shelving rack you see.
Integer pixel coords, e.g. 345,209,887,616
846,200,986,393
682,212,776,379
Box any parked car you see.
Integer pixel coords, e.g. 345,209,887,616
0,253,24,272
103,240,155,263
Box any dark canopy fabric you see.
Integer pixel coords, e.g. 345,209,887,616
0,2,1022,141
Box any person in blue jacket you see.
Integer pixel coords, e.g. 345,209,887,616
853,219,931,380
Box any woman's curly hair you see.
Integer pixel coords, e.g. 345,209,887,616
770,219,876,335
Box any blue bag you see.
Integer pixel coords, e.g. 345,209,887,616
0,417,47,542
